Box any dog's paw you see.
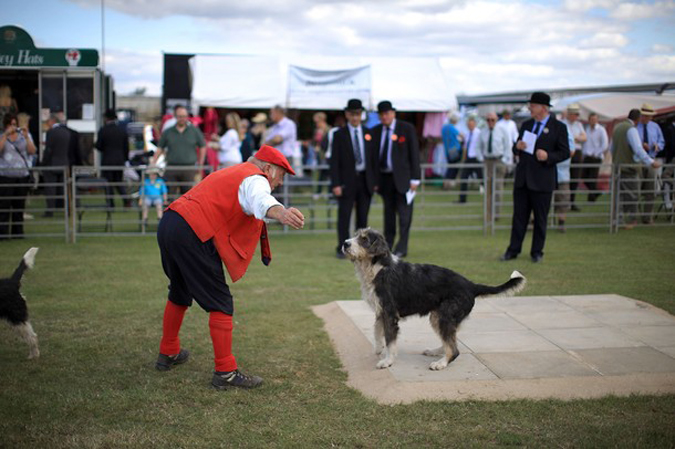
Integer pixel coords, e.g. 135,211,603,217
376,358,393,369
429,358,449,371
28,349,40,359
422,347,443,357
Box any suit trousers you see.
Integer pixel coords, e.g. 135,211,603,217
639,166,658,223
618,167,639,224
379,172,413,255
581,156,603,202
43,169,66,212
101,169,129,208
336,172,372,252
0,175,30,238
458,157,482,203
569,150,584,204
507,186,553,258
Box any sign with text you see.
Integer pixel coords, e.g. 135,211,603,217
0,25,98,68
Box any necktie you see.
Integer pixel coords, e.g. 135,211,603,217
487,129,493,155
353,128,362,166
466,131,473,156
642,124,648,147
532,121,541,135
380,126,390,170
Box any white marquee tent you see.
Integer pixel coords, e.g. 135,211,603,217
190,54,457,112
552,93,675,122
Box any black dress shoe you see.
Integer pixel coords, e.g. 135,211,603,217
531,254,544,263
393,251,407,258
500,252,517,261
335,252,346,260
571,205,581,212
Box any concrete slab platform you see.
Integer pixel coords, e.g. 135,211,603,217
313,295,675,404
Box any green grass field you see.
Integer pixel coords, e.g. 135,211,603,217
1,226,674,448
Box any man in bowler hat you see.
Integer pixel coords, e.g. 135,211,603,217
330,99,377,258
371,100,421,257
501,92,570,263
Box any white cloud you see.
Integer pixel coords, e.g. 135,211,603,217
67,0,675,96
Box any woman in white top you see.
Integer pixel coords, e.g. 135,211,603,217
218,113,243,168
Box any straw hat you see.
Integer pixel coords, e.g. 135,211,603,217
640,103,655,116
566,103,581,114
251,112,268,124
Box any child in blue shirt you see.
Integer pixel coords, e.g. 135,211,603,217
139,167,168,223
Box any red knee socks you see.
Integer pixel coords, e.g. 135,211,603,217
159,300,188,355
209,311,237,372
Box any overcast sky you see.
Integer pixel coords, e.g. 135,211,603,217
6,0,675,97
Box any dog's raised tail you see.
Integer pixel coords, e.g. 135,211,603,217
11,247,39,283
473,270,526,299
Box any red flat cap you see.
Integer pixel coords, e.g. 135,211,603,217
255,145,296,176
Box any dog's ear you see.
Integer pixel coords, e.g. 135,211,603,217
367,231,389,256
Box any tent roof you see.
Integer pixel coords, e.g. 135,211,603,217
191,54,457,112
552,93,675,121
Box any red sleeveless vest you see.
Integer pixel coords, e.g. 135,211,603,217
168,163,272,282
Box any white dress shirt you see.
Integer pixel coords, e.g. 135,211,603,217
477,125,511,163
625,127,654,166
563,119,585,151
347,123,366,172
464,128,481,159
582,124,609,158
266,117,297,158
379,119,396,172
238,175,282,220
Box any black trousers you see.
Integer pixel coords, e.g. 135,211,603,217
569,150,584,204
101,169,130,208
336,172,372,252
507,186,553,258
0,175,30,238
43,170,65,212
379,173,413,255
581,156,602,201
157,210,233,314
458,157,482,203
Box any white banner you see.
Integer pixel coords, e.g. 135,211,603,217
287,65,371,110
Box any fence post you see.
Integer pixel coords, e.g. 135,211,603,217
282,175,289,233
69,167,76,243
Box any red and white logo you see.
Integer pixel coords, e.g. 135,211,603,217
65,49,81,66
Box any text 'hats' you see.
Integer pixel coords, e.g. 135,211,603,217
252,112,268,123
255,145,296,176
528,92,552,107
640,103,656,116
377,101,396,113
567,103,581,114
345,99,364,111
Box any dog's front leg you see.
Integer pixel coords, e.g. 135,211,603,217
373,316,385,355
376,315,399,369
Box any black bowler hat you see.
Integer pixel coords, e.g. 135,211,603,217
377,100,396,113
105,109,117,120
345,98,363,111
528,92,552,107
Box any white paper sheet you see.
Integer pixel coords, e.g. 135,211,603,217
406,189,416,205
522,131,537,155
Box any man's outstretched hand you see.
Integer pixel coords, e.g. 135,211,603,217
267,206,305,229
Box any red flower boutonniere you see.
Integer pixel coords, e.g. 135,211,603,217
398,136,406,143
391,134,398,141
364,133,372,141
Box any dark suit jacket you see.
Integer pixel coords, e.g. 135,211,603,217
512,115,570,192
329,125,377,196
661,122,675,163
44,125,72,167
96,122,129,166
372,119,421,194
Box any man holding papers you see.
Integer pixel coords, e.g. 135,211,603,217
500,92,570,263
373,100,421,258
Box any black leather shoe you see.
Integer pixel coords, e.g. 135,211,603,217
336,252,346,260
155,348,190,371
393,251,407,258
500,252,517,261
531,254,544,263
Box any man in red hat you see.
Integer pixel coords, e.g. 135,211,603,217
154,145,304,390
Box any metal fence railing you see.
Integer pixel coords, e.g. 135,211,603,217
1,162,672,241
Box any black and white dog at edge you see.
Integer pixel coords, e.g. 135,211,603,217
342,229,526,371
0,248,40,359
